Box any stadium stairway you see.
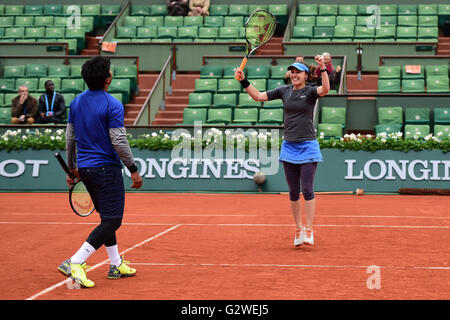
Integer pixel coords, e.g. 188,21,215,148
80,35,101,55
152,73,198,125
124,73,159,125
437,36,450,55
254,36,284,56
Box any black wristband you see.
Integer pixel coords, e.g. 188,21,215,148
320,68,327,72
128,164,138,174
240,78,250,88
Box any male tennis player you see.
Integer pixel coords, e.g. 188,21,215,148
57,56,142,287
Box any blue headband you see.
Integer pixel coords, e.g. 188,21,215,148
287,62,309,73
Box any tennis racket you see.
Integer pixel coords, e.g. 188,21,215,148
234,9,277,80
54,152,95,217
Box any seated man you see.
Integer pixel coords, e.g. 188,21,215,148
188,0,209,16
11,86,39,124
37,80,66,124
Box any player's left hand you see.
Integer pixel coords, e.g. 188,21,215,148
315,55,326,70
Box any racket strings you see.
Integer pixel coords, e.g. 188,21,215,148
71,183,94,215
245,11,276,47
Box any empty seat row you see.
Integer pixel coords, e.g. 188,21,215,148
181,107,284,126
116,26,246,40
189,92,284,109
124,15,247,28
194,78,285,95
378,64,449,79
297,4,450,16
200,65,288,79
378,77,449,93
0,4,119,16
296,15,439,27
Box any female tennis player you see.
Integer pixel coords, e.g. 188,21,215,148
235,55,329,247
57,56,143,287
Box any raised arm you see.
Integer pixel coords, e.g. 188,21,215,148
315,55,330,96
234,69,268,102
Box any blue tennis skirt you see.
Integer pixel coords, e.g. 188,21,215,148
279,140,323,164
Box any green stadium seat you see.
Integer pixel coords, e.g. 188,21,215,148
374,123,403,135
194,78,217,93
54,17,68,27
0,94,4,107
398,5,417,15
102,5,121,16
164,16,183,27
117,27,136,38
334,25,354,38
24,27,44,39
354,26,375,39
109,79,131,103
397,27,417,40
45,27,65,39
405,108,430,124
124,16,144,28
376,26,396,40
434,108,450,124
238,93,261,108
5,5,24,16
61,78,84,94
4,27,25,39
15,78,38,92
61,93,75,107
418,27,439,39
26,64,47,78
426,77,449,93
267,79,285,91
204,16,223,28
198,27,218,39
356,16,372,26
418,16,438,27
0,79,17,93
336,16,356,25
433,125,450,138
380,4,398,15
402,79,425,93
219,27,239,39
338,4,358,16
218,78,241,94
425,65,448,77
380,16,397,27
150,5,168,16
378,106,403,124
259,108,283,124
114,65,138,90
298,4,318,16
247,66,270,79
317,123,343,138
229,4,248,16
358,4,373,16
210,5,228,16
69,65,82,78
321,106,346,127
398,16,418,27
144,16,164,27
263,99,283,108
109,93,123,103
404,124,430,139
137,26,157,38
44,4,62,16
270,65,288,79
131,5,150,16
318,4,337,16
15,16,34,27
0,107,11,124
316,16,336,27
213,93,237,108
224,16,244,28
0,17,14,28
177,26,198,40
188,92,212,108
183,108,207,124
184,16,203,27
296,16,316,26
3,65,25,78
3,93,18,106
313,26,334,39
378,66,401,79
222,66,240,79
200,65,223,79
232,107,258,125
247,79,266,92
419,4,437,15
293,26,313,39
207,108,232,124
82,4,100,16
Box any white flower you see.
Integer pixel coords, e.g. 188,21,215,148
151,132,158,137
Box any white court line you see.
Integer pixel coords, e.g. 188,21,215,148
1,221,449,229
129,262,450,271
25,224,181,301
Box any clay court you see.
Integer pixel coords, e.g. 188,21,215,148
0,192,448,300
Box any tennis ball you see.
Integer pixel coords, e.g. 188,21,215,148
253,171,266,185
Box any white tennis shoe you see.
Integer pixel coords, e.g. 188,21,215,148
304,227,314,245
294,227,305,247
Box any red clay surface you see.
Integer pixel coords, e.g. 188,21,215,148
0,193,448,300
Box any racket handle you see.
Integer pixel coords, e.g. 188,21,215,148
234,57,248,80
55,152,76,179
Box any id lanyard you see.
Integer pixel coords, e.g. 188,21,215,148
45,93,56,116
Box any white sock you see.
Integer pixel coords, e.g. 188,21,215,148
106,244,121,267
70,242,96,264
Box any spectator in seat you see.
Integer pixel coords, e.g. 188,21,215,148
37,80,65,124
167,0,189,16
11,86,39,124
188,0,210,16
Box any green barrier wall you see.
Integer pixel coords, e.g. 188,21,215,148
1,148,448,193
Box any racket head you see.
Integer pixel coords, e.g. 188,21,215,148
244,10,277,49
69,181,95,217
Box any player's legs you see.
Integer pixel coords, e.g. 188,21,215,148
282,161,302,227
300,162,318,245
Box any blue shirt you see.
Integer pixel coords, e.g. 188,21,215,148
68,90,124,168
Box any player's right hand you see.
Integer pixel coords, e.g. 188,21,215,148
130,171,143,189
234,69,245,81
